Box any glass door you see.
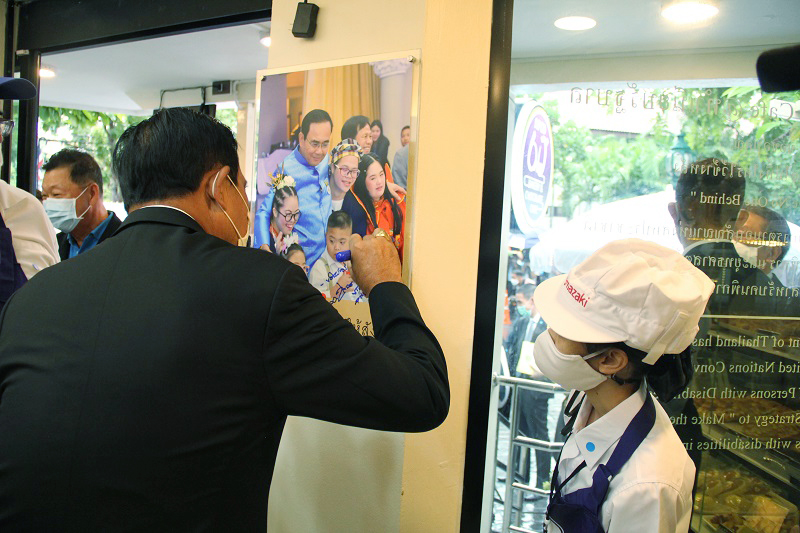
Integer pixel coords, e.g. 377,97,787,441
481,2,800,531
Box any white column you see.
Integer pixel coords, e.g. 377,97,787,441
371,58,413,164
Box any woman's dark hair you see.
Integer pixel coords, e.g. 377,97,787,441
585,341,693,402
341,115,370,140
370,119,384,137
271,186,298,212
113,108,239,211
354,153,402,236
285,243,305,258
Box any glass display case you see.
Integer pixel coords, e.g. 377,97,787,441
690,317,800,533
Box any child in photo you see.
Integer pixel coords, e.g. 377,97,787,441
285,243,309,276
308,211,366,303
267,173,300,256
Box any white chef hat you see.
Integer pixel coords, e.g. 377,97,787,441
533,239,715,364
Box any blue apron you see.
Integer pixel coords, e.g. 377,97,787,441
544,391,656,533
0,211,28,309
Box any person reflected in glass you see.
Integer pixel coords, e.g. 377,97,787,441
668,157,746,314
341,153,405,261
730,205,796,316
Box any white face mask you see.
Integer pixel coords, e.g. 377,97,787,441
533,331,609,391
43,186,91,233
213,171,251,247
733,240,761,269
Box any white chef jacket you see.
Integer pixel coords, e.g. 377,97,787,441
0,181,59,279
548,383,695,533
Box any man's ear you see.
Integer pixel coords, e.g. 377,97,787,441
298,132,305,145
204,165,231,208
87,182,101,203
668,202,679,225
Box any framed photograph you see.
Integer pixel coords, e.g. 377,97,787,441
253,52,422,532
252,53,420,334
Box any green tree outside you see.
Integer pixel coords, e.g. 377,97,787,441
38,107,239,202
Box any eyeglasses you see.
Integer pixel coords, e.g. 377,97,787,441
278,210,301,222
307,140,330,150
334,164,360,179
0,119,14,139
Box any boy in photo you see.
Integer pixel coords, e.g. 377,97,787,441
309,211,366,302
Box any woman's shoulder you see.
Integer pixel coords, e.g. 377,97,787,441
341,191,362,211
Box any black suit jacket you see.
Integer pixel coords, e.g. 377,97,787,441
0,207,448,532
56,211,122,260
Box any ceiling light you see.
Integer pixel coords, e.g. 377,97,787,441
259,34,271,47
661,1,719,24
39,65,56,78
554,16,597,31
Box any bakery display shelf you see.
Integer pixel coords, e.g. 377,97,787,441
702,423,800,487
691,453,800,533
710,324,800,365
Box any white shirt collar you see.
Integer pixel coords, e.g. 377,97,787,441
137,205,197,222
566,383,648,471
682,238,728,255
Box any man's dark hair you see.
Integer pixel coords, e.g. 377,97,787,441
113,108,239,210
401,125,410,133
516,283,536,299
327,210,352,232
42,149,103,194
675,158,746,229
741,205,792,262
341,115,370,140
300,109,333,137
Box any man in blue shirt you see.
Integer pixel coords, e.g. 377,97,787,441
41,149,122,260
254,110,332,266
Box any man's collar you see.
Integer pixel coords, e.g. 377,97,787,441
116,205,205,235
683,238,730,255
68,211,115,246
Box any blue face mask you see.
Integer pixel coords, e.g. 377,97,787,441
517,306,531,318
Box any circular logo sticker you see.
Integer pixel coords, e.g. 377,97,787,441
509,102,554,236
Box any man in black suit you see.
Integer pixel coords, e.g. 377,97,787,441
41,148,122,259
0,108,449,531
504,283,553,489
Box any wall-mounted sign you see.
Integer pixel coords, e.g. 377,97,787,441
509,101,553,236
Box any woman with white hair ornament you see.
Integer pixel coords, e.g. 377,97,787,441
533,239,714,533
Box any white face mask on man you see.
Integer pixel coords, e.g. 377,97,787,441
212,171,251,247
43,186,91,233
533,331,610,391
732,240,761,269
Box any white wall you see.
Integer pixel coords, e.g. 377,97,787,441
266,0,495,531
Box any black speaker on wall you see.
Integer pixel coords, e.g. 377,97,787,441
292,1,319,38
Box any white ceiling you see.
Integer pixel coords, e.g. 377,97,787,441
39,23,270,114
36,0,800,114
511,0,799,59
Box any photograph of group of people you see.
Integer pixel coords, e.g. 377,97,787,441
253,61,414,310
